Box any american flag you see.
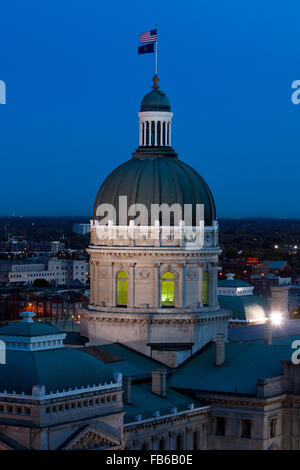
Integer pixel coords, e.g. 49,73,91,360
139,29,157,44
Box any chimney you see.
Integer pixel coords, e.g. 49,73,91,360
123,376,132,404
216,333,225,366
270,286,289,319
264,323,273,345
152,369,167,397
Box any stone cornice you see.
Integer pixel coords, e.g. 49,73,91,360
88,246,221,257
81,307,230,323
124,406,210,431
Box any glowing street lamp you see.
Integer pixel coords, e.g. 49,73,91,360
270,312,282,326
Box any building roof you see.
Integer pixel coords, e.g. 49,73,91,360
141,89,171,112
218,279,252,288
0,320,62,337
168,340,293,395
140,75,171,112
269,261,288,269
124,383,197,424
228,320,300,342
218,294,269,321
93,156,216,226
0,347,115,395
88,343,171,380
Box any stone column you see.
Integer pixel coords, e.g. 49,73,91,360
178,264,185,308
154,121,158,146
152,436,159,450
181,430,187,450
95,262,100,305
154,263,161,308
148,121,151,145
143,121,146,145
208,263,213,306
108,262,113,307
195,428,202,450
169,121,172,146
111,263,116,307
169,431,176,450
160,121,163,145
198,263,203,308
211,263,218,306
202,422,208,449
89,261,94,304
139,122,142,146
128,263,135,308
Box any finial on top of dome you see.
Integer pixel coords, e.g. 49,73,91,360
20,311,36,323
152,74,160,90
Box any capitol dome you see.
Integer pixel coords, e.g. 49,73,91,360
93,157,216,226
93,75,216,227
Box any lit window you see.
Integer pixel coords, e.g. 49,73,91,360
202,270,209,305
117,271,128,306
161,272,175,307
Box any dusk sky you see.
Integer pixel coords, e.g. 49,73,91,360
1,0,300,218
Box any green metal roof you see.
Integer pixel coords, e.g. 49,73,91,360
141,89,171,112
218,279,252,288
124,383,197,423
0,348,115,395
218,295,269,321
93,156,216,226
0,321,62,337
168,341,292,395
96,343,171,379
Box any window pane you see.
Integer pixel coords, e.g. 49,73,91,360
202,270,209,305
117,271,128,306
161,272,175,307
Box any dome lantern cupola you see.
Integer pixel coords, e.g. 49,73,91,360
138,75,173,148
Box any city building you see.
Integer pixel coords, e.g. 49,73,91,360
81,75,229,367
0,240,65,254
250,273,291,297
0,312,123,450
220,258,269,282
1,76,300,451
73,224,90,235
0,258,88,286
218,273,269,324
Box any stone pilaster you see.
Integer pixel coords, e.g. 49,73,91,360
128,263,135,308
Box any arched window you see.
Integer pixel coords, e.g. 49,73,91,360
202,270,209,306
117,271,128,307
161,271,175,307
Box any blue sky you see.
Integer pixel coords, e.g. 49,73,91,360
0,0,300,217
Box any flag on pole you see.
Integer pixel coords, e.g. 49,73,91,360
139,29,157,44
138,43,155,55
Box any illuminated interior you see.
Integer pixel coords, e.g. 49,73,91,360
161,271,175,307
117,271,128,306
202,270,209,305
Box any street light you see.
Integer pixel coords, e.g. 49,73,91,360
270,312,282,326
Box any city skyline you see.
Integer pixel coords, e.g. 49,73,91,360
1,0,300,217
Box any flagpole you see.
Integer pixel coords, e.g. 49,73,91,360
155,24,158,75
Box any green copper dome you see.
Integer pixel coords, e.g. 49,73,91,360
141,90,171,112
93,156,216,226
140,75,171,112
93,76,216,226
